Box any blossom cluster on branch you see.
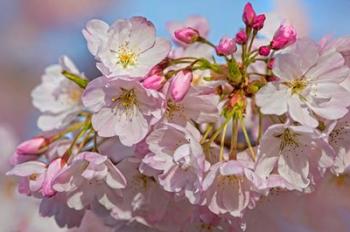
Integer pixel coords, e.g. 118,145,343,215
6,2,350,231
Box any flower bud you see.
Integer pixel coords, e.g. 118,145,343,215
174,27,199,44
216,36,237,56
271,23,297,50
143,74,165,90
258,46,271,56
228,93,246,109
243,3,256,27
235,30,248,45
17,137,46,155
267,58,275,69
252,14,266,30
266,75,279,82
41,158,64,197
170,71,193,102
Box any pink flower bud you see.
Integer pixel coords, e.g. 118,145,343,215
41,158,64,197
235,30,248,45
267,58,275,69
170,71,193,102
252,14,266,30
258,46,271,56
174,27,199,44
216,36,237,56
266,75,279,82
271,24,297,50
143,74,165,90
243,3,256,27
16,137,46,155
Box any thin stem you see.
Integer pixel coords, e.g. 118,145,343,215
240,117,256,161
50,121,86,142
257,111,263,144
254,58,268,62
200,124,213,144
198,37,217,49
230,118,239,160
78,129,94,152
208,117,231,146
93,132,99,152
219,123,228,161
248,31,257,53
62,126,89,162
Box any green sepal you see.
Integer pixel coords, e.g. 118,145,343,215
62,70,88,89
227,59,242,84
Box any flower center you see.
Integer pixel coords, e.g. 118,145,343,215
112,88,137,117
288,79,308,95
69,88,83,104
117,44,137,68
277,129,299,152
166,100,185,120
113,88,137,107
218,175,242,187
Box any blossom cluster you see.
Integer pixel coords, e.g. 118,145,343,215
6,2,350,231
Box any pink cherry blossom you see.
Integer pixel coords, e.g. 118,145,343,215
110,158,172,226
82,76,164,146
53,152,126,211
40,192,85,228
256,39,350,128
144,123,209,204
255,122,333,190
163,86,219,126
202,159,261,218
84,17,171,77
31,56,84,131
7,158,65,197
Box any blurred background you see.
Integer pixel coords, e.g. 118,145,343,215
0,0,350,231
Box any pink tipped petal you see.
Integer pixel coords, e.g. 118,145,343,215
170,71,193,102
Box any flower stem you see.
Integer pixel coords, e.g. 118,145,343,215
219,123,228,161
240,117,256,161
208,118,231,146
230,118,238,160
200,124,213,144
257,110,263,144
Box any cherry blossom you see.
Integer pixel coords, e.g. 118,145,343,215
256,39,350,128
255,122,333,190
82,76,164,146
53,152,126,211
84,17,171,77
31,56,85,131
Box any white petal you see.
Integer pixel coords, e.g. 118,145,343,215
287,96,318,128
278,152,310,190
82,19,109,56
7,161,46,177
256,84,288,115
